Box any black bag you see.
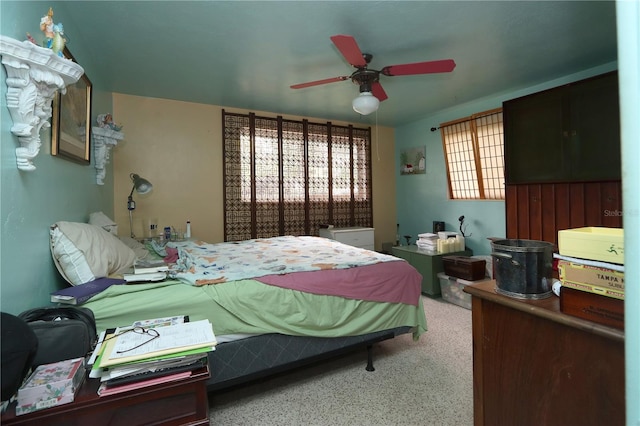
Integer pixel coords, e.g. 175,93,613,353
1,312,38,401
18,306,97,368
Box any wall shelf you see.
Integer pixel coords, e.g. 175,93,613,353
92,126,124,185
0,35,84,171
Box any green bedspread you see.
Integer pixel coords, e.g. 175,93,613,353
84,279,427,340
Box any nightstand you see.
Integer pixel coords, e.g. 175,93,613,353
1,366,210,426
391,245,472,296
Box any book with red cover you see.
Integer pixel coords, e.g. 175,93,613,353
50,277,126,305
97,371,192,397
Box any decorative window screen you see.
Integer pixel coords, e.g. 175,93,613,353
223,110,372,241
440,108,505,200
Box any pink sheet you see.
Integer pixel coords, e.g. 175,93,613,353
256,260,422,306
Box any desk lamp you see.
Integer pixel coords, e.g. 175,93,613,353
127,173,153,238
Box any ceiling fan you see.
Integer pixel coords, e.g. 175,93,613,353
290,35,456,115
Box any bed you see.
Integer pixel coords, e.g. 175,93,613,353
50,222,427,391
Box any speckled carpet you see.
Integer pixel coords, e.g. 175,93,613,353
208,295,473,426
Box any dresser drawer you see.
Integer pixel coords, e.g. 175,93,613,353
319,227,374,250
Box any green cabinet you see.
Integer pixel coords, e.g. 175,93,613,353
391,245,472,297
504,71,620,184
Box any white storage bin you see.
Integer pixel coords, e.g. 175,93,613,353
437,272,490,310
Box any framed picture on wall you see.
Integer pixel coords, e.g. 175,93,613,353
400,145,426,175
51,46,92,164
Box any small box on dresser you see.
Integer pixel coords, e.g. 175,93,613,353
442,256,486,281
560,286,624,330
558,227,624,264
16,358,85,415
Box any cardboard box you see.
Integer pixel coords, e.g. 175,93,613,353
438,272,490,310
558,260,624,291
558,227,624,264
561,280,624,300
16,358,85,415
560,286,624,330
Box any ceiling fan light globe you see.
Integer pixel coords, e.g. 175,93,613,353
352,92,379,115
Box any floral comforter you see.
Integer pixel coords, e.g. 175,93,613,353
169,235,400,285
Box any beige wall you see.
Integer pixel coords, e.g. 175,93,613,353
112,94,397,250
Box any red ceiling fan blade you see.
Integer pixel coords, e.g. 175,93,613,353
371,82,388,102
330,35,367,67
382,59,456,76
290,76,349,89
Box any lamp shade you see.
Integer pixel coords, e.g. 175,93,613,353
131,173,152,195
352,92,380,115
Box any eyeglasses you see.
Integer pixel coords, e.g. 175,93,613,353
102,326,160,353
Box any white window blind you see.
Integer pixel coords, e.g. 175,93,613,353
441,108,505,200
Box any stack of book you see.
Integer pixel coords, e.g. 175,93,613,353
556,254,624,330
88,316,216,396
122,259,169,283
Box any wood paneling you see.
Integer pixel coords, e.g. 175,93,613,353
554,184,571,234
505,185,519,240
505,181,622,247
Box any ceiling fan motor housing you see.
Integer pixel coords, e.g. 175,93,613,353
351,68,379,92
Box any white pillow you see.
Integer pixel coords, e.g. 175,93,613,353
118,236,151,260
50,222,137,285
88,211,118,235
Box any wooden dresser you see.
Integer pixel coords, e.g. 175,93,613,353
465,281,624,426
318,226,375,250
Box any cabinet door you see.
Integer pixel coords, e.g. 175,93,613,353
391,247,439,296
568,72,621,181
504,87,568,184
409,254,439,296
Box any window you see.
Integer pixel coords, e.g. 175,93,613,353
440,108,505,200
223,111,372,241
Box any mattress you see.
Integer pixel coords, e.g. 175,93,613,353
84,278,427,340
84,236,427,390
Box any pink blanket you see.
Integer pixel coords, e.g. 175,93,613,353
256,260,422,306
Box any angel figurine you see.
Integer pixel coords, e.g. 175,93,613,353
40,8,54,45
97,114,123,131
40,8,66,57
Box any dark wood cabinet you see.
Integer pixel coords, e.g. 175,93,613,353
504,85,566,183
504,71,620,184
465,281,624,426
